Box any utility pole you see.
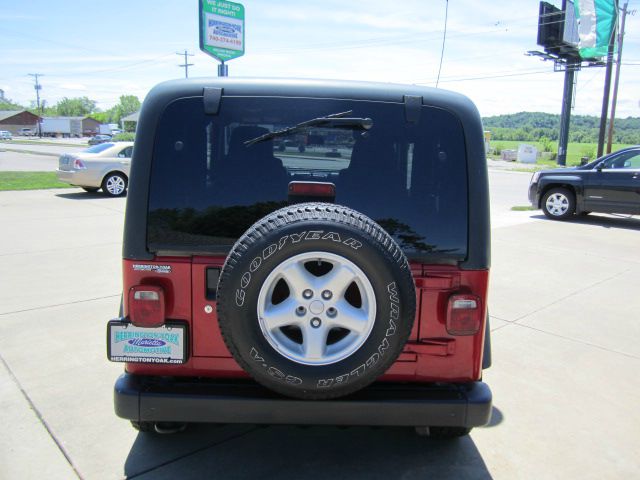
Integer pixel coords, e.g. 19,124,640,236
28,73,43,138
606,2,632,153
557,63,578,166
176,50,194,78
596,2,619,158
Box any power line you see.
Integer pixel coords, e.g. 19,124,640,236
435,0,449,88
415,67,553,85
176,50,194,79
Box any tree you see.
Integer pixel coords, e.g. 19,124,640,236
0,97,25,111
109,95,141,123
55,96,96,116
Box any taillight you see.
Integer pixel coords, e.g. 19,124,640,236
446,294,482,336
128,285,165,327
73,158,86,169
288,181,335,197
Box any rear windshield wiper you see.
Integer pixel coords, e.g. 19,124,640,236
244,110,373,147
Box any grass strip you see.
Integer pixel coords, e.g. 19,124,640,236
0,171,70,191
511,205,536,211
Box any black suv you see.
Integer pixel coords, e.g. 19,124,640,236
529,146,640,220
108,78,492,436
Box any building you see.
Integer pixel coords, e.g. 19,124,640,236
0,110,42,134
82,117,101,136
121,111,140,132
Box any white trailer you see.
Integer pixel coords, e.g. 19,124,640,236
41,117,83,138
98,124,112,135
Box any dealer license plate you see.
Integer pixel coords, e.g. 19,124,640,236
107,320,187,364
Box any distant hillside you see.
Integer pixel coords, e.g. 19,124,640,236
482,112,640,144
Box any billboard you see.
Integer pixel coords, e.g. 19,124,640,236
574,0,617,59
199,0,245,62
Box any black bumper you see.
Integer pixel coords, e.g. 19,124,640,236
528,183,539,207
114,373,492,427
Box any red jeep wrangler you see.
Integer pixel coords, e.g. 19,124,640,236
108,78,492,437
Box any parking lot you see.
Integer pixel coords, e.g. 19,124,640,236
1,168,639,478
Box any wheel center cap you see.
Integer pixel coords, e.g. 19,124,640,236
309,300,324,315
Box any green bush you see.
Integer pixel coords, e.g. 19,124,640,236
112,132,135,142
493,143,505,155
539,136,555,153
580,145,596,161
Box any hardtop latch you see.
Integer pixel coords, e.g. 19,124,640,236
404,95,423,123
203,87,223,115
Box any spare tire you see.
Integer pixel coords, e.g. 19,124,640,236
217,203,416,400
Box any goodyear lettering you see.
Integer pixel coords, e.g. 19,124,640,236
235,289,245,306
342,238,362,250
278,235,289,250
249,256,262,272
263,243,277,259
322,232,342,242
289,232,306,243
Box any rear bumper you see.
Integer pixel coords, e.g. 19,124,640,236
114,373,492,427
56,169,101,188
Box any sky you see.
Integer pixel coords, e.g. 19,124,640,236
1,0,639,118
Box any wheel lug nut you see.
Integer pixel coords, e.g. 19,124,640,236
326,307,337,318
321,290,333,300
302,289,313,299
310,317,322,328
296,306,307,316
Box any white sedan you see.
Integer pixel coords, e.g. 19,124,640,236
56,142,134,196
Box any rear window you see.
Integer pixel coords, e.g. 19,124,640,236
148,96,468,261
84,143,114,153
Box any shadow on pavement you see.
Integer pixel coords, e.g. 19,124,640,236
531,213,640,231
484,406,504,428
123,423,493,479
55,191,120,201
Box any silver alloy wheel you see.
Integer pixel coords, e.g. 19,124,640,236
257,251,376,366
545,192,570,216
105,175,126,195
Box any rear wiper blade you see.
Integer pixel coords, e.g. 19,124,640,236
244,110,373,147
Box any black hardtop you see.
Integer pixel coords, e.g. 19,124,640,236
124,77,490,269
140,76,479,113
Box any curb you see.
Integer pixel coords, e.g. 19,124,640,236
0,148,59,157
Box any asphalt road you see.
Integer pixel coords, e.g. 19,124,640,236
1,170,639,479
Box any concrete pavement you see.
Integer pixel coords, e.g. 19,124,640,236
0,186,639,479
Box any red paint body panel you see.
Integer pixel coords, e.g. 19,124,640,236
123,259,489,382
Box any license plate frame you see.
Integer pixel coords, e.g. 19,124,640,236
107,320,188,364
